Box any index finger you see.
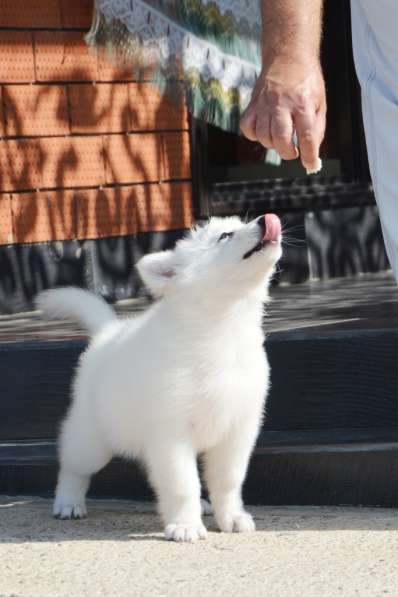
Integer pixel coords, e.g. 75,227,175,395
294,111,321,173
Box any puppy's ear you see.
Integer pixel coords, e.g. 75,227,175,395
136,250,178,297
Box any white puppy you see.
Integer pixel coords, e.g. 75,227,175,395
37,213,282,542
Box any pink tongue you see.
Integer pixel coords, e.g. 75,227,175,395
263,214,282,242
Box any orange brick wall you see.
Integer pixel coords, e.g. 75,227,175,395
0,0,193,246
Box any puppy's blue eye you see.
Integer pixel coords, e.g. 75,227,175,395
218,232,234,242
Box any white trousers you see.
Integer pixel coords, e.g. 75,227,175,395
351,0,398,280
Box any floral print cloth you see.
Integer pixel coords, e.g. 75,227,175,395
87,0,262,132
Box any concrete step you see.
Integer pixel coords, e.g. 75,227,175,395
1,272,398,505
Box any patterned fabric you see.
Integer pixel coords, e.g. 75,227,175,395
87,0,262,132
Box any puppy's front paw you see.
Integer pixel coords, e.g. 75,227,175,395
165,522,207,542
216,510,255,533
53,500,87,520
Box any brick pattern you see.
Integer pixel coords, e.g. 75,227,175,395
40,136,106,189
3,85,69,137
0,32,35,83
0,1,61,28
0,87,4,138
0,194,13,245
98,53,135,83
60,0,93,28
11,191,75,244
161,132,192,180
129,84,189,131
0,131,190,192
0,0,193,245
0,137,106,192
0,139,43,192
0,0,94,30
76,181,194,241
103,133,161,185
5,182,193,245
135,182,193,233
34,31,99,82
68,83,130,133
68,83,186,134
76,187,137,240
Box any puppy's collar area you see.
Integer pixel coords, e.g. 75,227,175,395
243,214,281,260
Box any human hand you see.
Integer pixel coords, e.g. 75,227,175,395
240,59,326,173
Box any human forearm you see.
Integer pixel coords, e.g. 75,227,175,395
241,0,326,173
261,0,323,67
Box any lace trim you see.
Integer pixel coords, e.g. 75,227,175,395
87,0,261,132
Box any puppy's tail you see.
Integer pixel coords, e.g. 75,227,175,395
36,287,117,336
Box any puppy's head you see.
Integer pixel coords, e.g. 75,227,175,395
136,214,282,302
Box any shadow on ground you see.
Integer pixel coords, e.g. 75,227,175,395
1,497,398,545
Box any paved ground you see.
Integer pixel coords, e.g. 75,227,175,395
1,497,398,597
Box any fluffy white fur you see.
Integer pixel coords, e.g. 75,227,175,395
36,215,282,542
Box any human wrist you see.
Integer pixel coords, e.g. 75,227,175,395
261,48,320,73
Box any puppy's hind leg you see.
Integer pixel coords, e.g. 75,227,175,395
54,408,111,520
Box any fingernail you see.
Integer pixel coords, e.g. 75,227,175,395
306,158,323,175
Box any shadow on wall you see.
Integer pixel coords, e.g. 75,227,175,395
0,52,193,312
